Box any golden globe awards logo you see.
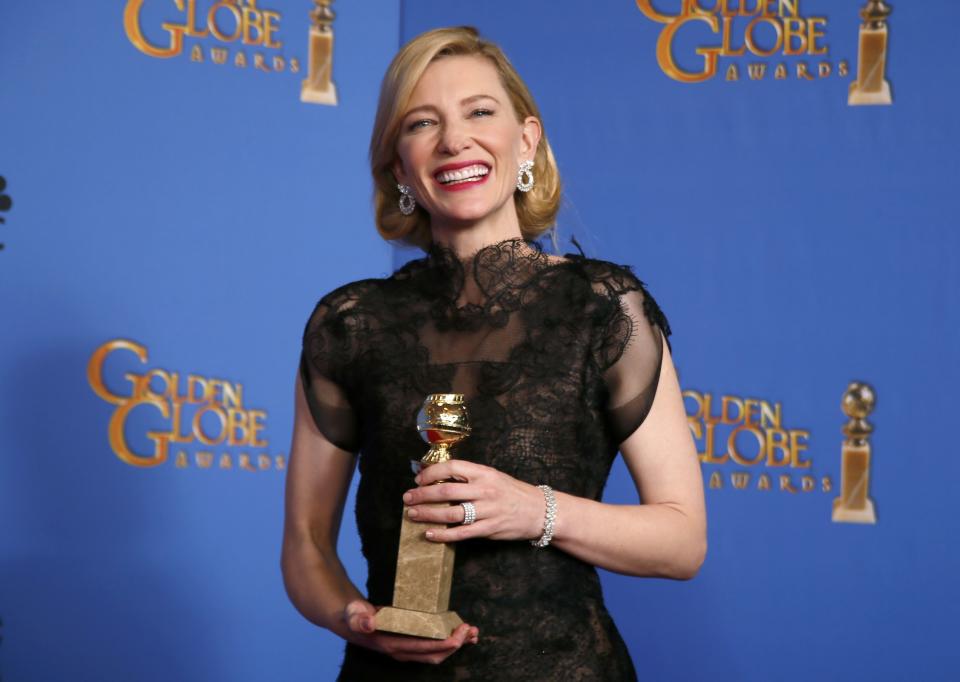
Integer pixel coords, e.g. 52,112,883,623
635,0,850,83
87,339,285,473
685,389,833,494
123,0,300,75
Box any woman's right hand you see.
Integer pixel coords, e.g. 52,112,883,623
344,599,479,665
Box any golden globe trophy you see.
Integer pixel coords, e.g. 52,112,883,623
300,0,338,105
832,381,878,524
375,394,471,639
848,0,893,105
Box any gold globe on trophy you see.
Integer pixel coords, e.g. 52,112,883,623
375,394,471,639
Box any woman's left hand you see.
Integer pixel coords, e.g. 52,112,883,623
402,460,547,543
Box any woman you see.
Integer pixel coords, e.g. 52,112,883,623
281,26,706,681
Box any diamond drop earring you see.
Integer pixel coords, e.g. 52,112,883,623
516,160,534,193
397,183,416,215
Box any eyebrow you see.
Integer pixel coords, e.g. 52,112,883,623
402,94,501,118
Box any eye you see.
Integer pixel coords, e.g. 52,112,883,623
471,108,494,118
406,118,434,132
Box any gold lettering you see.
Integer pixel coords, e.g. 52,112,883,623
258,454,272,470
796,62,813,80
790,429,811,468
254,53,270,72
808,17,828,55
801,476,815,492
838,60,849,77
123,0,185,59
88,339,147,405
731,472,751,489
194,404,227,446
196,451,214,468
109,396,168,467
765,428,791,466
709,471,724,489
657,15,720,83
782,18,807,56
774,63,787,79
818,61,831,77
234,51,247,68
821,476,832,493
275,454,286,470
176,450,189,468
211,47,228,64
757,473,771,490
219,453,233,469
210,1,243,42
728,424,764,466
744,16,782,57
780,475,797,493
726,63,739,81
759,400,781,428
747,63,767,79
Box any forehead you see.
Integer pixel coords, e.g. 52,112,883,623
406,54,506,107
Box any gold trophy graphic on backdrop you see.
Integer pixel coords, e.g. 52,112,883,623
375,394,471,639
849,0,893,105
300,0,338,105
832,381,878,524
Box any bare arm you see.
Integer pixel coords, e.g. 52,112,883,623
548,331,706,578
280,370,478,663
407,330,707,580
280,370,364,639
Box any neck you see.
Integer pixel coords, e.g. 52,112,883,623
428,202,524,259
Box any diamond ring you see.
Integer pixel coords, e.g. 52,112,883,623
460,501,477,526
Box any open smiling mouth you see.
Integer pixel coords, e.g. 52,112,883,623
434,163,490,187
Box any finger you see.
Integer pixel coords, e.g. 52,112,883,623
416,459,487,485
425,518,496,543
380,623,472,655
404,481,480,506
344,600,376,634
406,500,478,524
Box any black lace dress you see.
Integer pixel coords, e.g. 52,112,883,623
299,237,673,682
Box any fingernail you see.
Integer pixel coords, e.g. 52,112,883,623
403,492,412,503
407,508,419,519
425,530,435,540
414,474,422,484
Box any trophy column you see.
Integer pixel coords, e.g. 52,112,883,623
832,381,878,524
375,394,470,639
848,0,893,105
300,0,338,105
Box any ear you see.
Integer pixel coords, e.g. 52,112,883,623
519,116,542,161
391,158,408,186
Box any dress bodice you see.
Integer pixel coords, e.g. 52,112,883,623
299,237,672,681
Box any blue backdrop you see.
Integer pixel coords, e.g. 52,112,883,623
2,1,958,680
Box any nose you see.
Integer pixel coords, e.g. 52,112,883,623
437,120,471,156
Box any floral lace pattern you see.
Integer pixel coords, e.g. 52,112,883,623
300,237,672,681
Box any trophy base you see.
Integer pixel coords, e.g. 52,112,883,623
300,82,338,106
832,497,877,524
375,607,463,640
848,80,892,106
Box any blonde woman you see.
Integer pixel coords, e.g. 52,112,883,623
282,26,706,681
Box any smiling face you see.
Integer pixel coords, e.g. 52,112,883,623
393,55,541,237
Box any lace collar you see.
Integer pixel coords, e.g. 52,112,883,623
415,237,565,330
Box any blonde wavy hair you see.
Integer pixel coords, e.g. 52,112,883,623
369,26,562,251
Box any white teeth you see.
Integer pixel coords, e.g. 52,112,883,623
436,164,490,184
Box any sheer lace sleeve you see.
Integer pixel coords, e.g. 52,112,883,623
592,266,673,446
299,284,368,454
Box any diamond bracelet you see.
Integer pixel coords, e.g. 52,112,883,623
530,484,557,548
